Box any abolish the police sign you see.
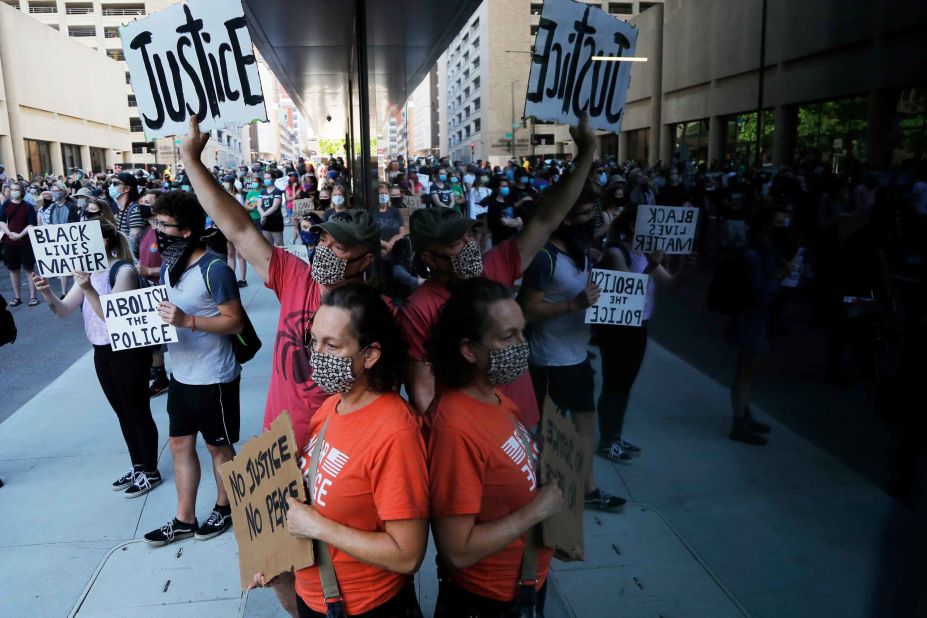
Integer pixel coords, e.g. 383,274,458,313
28,221,107,278
119,0,267,139
633,205,699,254
525,0,638,132
103,286,179,351
584,268,649,327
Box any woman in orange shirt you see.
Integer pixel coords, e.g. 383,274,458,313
427,278,564,617
255,283,429,617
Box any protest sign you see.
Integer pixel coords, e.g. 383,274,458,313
284,244,310,264
220,413,313,589
585,268,648,327
418,173,431,194
120,0,267,139
291,199,313,219
633,205,699,254
102,285,178,351
525,0,638,132
28,220,107,278
540,398,585,560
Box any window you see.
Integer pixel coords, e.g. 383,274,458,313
470,18,479,30
128,94,137,107
65,2,93,14
131,141,154,155
107,49,125,61
130,119,143,132
24,139,52,176
474,98,481,111
893,88,926,164
125,72,132,85
535,133,555,146
474,119,481,133
68,27,96,37
530,3,543,15
639,2,659,11
796,95,867,166
608,3,632,14
28,2,57,14
531,25,539,36
61,143,82,172
473,57,480,69
673,119,710,166
627,128,650,163
473,77,480,90
101,4,145,16
464,88,470,99
90,147,106,174
726,109,774,164
105,27,120,38
472,37,479,50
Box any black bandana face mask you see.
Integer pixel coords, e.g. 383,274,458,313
486,341,530,385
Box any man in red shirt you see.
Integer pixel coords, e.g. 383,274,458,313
400,116,596,426
179,118,379,616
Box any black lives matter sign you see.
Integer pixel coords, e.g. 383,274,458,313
120,0,267,139
219,413,313,589
28,221,108,278
525,0,638,132
633,205,699,254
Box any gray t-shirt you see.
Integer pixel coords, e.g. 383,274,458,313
522,242,591,367
372,206,404,242
163,251,241,385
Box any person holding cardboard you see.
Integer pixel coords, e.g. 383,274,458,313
33,219,160,498
426,277,563,617
256,284,428,617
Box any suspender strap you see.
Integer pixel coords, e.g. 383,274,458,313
308,416,342,605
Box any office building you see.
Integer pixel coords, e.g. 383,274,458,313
0,1,130,177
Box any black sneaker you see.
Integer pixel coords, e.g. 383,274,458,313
728,418,767,446
112,467,139,491
124,470,161,499
618,437,642,455
597,442,632,463
744,408,771,434
584,488,626,512
149,375,169,398
195,508,232,541
144,518,198,547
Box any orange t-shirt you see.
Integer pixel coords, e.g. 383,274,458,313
295,392,429,615
428,389,552,602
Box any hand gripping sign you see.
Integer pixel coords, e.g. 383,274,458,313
28,221,108,278
584,268,649,327
120,0,268,139
220,413,314,589
525,0,638,132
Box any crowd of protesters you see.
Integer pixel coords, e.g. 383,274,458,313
1,111,925,617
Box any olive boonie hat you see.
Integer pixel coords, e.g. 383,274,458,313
310,209,380,250
410,207,483,251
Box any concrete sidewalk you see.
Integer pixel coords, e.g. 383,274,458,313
0,268,909,617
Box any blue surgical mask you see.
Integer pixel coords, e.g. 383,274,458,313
439,174,448,182
263,179,272,187
499,187,510,197
181,185,191,192
51,191,63,201
450,177,458,184
162,182,170,189
107,184,121,200
505,170,515,180
598,173,608,185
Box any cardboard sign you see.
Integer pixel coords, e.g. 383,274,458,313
120,0,267,139
418,174,431,194
633,205,699,254
585,268,648,327
525,0,638,132
102,285,179,351
291,199,314,219
284,244,310,264
540,398,585,560
219,413,314,589
28,220,108,277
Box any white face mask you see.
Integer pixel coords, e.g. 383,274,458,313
332,195,345,206
378,194,390,204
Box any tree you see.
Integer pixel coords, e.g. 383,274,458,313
318,138,346,158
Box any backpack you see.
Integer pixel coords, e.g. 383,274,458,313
0,294,17,346
108,260,151,290
204,258,262,364
707,249,751,315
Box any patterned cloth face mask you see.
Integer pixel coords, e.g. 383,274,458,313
310,347,367,393
311,244,368,286
450,240,484,280
487,341,530,385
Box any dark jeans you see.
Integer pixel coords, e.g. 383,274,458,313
296,580,422,618
93,344,158,471
435,580,548,618
596,323,648,446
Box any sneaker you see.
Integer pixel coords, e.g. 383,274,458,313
618,437,642,455
144,518,198,547
597,442,632,463
149,375,169,398
728,418,767,446
584,488,626,512
124,470,161,499
112,467,139,491
744,408,771,434
195,508,232,541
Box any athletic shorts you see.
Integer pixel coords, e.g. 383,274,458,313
3,244,35,271
529,359,596,414
167,375,241,446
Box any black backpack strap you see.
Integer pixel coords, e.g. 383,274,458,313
108,260,131,289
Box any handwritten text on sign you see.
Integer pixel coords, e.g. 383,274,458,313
585,269,649,327
633,205,699,254
283,245,310,264
525,0,638,132
120,0,267,139
28,220,107,278
103,286,178,351
219,413,313,589
540,398,585,560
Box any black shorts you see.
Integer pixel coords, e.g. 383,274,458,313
167,375,241,445
3,244,35,271
530,359,596,414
